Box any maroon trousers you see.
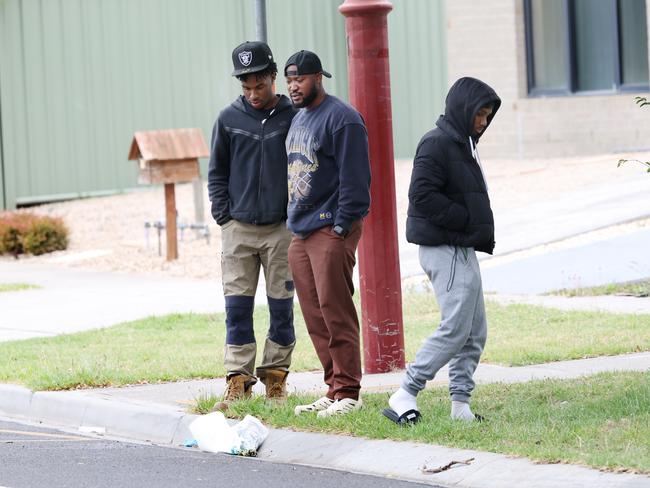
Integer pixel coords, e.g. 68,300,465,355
288,221,363,400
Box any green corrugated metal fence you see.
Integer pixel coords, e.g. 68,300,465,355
0,0,446,209
389,0,447,158
0,0,9,209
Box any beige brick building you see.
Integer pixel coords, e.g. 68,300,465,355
446,0,650,158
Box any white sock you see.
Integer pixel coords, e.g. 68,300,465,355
389,388,418,417
451,400,475,421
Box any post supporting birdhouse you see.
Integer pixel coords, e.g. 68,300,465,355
164,183,178,260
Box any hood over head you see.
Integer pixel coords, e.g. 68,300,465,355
436,77,501,143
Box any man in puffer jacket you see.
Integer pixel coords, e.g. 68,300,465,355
207,41,297,411
384,77,501,425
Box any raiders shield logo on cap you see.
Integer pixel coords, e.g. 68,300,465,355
238,51,252,66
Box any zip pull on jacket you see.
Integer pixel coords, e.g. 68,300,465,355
262,108,276,126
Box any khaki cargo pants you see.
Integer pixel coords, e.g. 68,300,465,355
221,220,295,382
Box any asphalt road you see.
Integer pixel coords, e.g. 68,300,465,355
0,419,438,488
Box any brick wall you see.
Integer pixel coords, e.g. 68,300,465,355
445,0,650,158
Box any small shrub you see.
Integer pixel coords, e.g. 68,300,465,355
0,212,68,257
0,213,33,256
23,217,68,255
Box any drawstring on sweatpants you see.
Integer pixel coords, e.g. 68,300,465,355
447,246,459,292
446,246,469,292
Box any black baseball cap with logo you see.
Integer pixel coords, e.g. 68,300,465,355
231,41,275,76
284,50,332,78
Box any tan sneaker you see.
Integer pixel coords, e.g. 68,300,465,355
212,374,255,412
294,396,335,416
317,397,363,418
261,369,288,401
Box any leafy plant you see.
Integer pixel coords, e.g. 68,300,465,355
22,216,69,255
0,213,33,256
635,96,650,107
0,212,68,257
618,97,650,172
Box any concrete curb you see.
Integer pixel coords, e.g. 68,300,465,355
1,384,649,488
257,430,649,488
0,384,33,417
0,385,194,445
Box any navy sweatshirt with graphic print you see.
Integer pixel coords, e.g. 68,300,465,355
208,94,297,226
286,95,371,237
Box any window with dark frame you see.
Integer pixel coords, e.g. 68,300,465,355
524,0,650,95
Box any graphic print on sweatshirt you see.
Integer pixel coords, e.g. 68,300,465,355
286,125,320,205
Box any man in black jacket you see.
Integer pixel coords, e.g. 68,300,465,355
207,41,297,410
384,77,501,425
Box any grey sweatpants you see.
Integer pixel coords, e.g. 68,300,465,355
402,245,487,403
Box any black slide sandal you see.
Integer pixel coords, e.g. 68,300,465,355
382,408,421,425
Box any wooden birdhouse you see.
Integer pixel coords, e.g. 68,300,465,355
128,128,208,185
128,128,209,261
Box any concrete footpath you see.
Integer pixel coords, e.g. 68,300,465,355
0,261,227,342
1,353,649,487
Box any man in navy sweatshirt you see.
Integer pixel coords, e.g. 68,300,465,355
207,41,297,410
284,50,371,418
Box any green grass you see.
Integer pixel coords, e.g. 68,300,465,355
0,283,40,292
1,292,649,390
209,372,650,474
405,294,650,366
550,279,650,298
0,311,315,391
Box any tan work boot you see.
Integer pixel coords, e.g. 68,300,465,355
261,369,288,402
212,374,254,412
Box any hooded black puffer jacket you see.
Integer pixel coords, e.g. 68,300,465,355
405,77,501,254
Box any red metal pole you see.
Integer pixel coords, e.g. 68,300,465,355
339,0,405,373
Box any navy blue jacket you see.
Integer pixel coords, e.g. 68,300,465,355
208,95,296,226
406,77,501,254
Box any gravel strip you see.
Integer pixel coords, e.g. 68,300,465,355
3,152,649,280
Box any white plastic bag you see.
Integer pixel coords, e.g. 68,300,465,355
189,412,241,455
232,415,269,455
188,412,269,456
